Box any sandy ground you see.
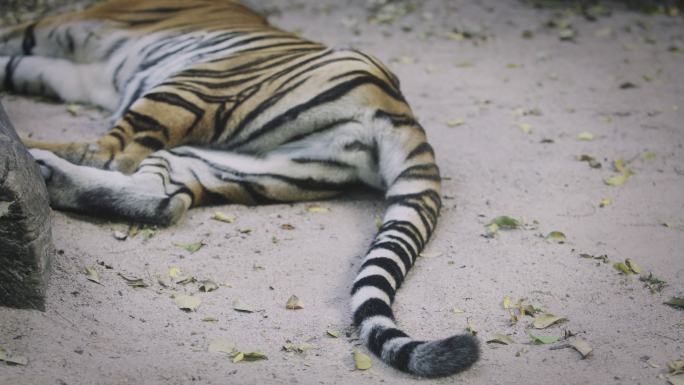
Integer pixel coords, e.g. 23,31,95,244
1,1,683,384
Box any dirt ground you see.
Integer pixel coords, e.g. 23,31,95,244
1,1,683,384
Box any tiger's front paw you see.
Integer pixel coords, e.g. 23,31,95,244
29,149,69,181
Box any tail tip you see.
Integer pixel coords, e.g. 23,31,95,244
408,334,480,378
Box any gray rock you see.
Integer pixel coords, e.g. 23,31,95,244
0,101,54,311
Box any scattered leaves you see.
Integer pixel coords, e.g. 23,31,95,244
353,350,372,370
486,334,515,345
569,339,593,358
326,329,341,338
84,267,101,284
175,295,201,312
544,231,566,243
285,295,304,310
533,313,567,329
175,241,204,253
212,212,236,223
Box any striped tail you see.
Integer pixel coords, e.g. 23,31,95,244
350,125,479,377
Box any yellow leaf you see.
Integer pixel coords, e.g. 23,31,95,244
452,307,465,314
232,352,244,363
544,231,566,243
503,296,512,309
604,173,631,186
517,123,533,134
307,206,329,213
613,262,634,275
168,267,182,278
599,198,613,207
212,212,236,223
577,132,595,141
84,267,101,284
353,350,372,370
533,313,567,329
613,159,626,173
326,329,341,338
285,295,304,310
625,258,642,274
446,119,465,127
643,151,656,160
569,339,593,358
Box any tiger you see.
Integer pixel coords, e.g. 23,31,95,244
0,0,479,377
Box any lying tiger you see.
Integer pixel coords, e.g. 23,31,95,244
0,0,479,377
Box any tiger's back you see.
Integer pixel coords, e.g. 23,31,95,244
0,0,479,377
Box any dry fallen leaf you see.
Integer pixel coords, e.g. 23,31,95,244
232,300,254,313
446,119,465,127
486,334,515,345
280,223,295,230
198,280,218,292
175,295,201,312
664,297,684,309
569,339,593,358
353,350,372,370
544,231,566,243
528,332,559,345
307,206,329,213
518,123,533,134
118,273,148,288
0,346,27,366
326,329,341,338
168,267,182,278
285,295,304,310
84,267,101,284
503,296,512,309
175,241,204,253
212,211,236,223
533,313,567,329
668,359,684,375
577,132,595,141
599,198,613,207
625,258,642,274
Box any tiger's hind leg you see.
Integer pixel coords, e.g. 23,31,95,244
28,137,363,224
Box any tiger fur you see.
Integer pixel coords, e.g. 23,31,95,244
0,0,479,377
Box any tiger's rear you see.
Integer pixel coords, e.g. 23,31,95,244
0,0,479,377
